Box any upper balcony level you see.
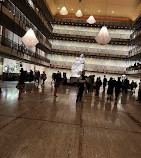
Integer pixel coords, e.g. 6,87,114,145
50,60,126,74
128,46,141,59
0,35,50,66
50,39,130,59
3,0,53,38
53,24,132,40
0,2,52,51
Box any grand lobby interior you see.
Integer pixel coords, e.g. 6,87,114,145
0,0,141,157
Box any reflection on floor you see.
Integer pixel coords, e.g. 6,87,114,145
0,81,141,158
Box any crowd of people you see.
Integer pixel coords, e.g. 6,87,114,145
16,68,47,99
76,71,141,103
2,68,140,102
126,62,141,71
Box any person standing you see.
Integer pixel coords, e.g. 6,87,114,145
36,70,40,85
124,78,129,93
107,77,114,100
95,77,102,96
41,71,47,86
86,76,91,93
115,77,122,101
54,73,60,97
0,86,2,93
122,79,125,92
103,75,107,92
29,70,34,82
57,71,61,81
137,79,141,102
16,68,26,99
90,75,94,92
76,71,86,102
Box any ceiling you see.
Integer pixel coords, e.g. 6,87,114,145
46,0,141,21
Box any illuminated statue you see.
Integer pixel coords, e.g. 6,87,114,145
71,54,85,77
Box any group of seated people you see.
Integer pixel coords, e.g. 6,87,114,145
126,62,141,71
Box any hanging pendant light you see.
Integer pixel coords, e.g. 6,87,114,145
75,10,83,17
22,28,39,47
95,0,111,45
95,26,111,45
87,15,96,24
59,7,68,15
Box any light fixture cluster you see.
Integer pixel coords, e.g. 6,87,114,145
59,8,111,44
58,3,111,45
59,7,96,24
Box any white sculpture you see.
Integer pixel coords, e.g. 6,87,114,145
71,54,85,77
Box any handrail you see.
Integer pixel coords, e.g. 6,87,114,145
50,61,126,70
52,46,129,56
50,61,126,73
130,26,141,40
0,35,49,62
129,46,141,56
53,28,131,40
4,0,52,48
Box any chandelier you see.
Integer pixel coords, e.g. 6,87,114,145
75,10,83,17
22,28,39,47
95,26,111,45
59,7,68,15
95,0,111,45
87,15,96,24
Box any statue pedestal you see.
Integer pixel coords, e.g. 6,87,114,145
70,77,79,83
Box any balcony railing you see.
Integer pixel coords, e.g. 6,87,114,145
53,28,131,40
129,47,141,57
50,60,126,73
25,0,53,33
0,35,49,63
5,0,53,33
3,0,52,49
52,45,129,57
130,26,141,40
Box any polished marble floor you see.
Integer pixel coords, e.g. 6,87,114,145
0,81,141,158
